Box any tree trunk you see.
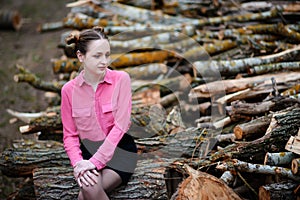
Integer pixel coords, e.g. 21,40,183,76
32,158,176,200
0,140,70,177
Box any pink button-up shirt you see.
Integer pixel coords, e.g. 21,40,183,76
61,69,132,170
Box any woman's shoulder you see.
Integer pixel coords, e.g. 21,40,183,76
108,69,130,80
61,78,76,92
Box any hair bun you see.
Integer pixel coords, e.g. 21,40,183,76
93,26,105,33
65,30,80,45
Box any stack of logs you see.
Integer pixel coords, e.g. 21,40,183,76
1,0,300,199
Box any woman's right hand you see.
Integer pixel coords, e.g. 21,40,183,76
74,160,99,187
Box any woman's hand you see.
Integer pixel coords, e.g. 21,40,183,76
73,160,99,187
77,169,99,187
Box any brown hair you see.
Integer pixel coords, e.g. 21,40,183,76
66,26,108,55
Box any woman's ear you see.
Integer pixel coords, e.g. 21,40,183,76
76,50,84,62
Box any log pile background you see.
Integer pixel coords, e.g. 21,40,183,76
1,0,300,199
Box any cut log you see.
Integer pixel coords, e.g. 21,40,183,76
264,152,297,166
258,181,298,200
0,9,22,31
171,165,242,200
291,158,300,175
0,139,70,177
233,115,272,140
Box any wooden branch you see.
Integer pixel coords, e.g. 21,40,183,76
216,159,300,182
189,71,300,99
14,64,65,93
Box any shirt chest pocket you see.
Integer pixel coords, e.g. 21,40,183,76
101,103,116,126
72,107,94,131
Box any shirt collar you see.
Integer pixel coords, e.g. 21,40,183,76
77,69,113,86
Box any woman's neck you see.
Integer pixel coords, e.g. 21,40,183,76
83,70,106,91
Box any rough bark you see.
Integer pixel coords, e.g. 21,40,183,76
32,158,176,200
233,115,272,140
258,181,298,200
0,139,70,177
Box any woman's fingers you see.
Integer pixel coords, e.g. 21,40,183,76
77,176,83,188
79,170,99,186
91,169,100,176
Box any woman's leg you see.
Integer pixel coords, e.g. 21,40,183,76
78,172,109,200
102,168,122,192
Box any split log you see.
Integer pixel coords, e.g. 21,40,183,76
291,158,300,175
258,181,298,200
233,115,272,140
0,9,22,31
264,152,297,166
0,139,70,177
285,135,300,155
216,159,300,182
171,165,242,200
33,158,176,200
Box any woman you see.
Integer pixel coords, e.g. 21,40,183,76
61,26,137,200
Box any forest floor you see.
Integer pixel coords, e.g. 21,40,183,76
0,0,73,198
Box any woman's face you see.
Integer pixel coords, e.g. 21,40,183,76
79,39,111,76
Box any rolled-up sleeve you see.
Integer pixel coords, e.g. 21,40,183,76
89,72,132,169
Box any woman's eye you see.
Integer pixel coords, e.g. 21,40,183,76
106,53,110,58
93,55,101,58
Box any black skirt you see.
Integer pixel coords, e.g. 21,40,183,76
80,133,138,185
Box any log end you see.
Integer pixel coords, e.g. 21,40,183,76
258,186,271,200
233,125,243,140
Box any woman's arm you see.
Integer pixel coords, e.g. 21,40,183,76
61,84,83,167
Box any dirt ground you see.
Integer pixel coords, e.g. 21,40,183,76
0,0,73,198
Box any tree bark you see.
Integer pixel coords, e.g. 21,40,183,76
0,139,70,177
32,158,176,200
264,152,297,166
233,115,272,140
258,181,298,200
